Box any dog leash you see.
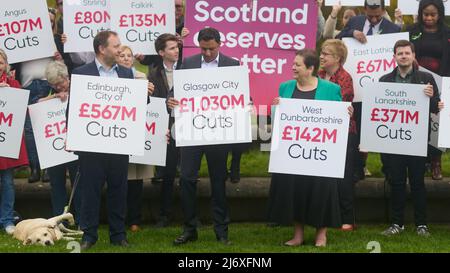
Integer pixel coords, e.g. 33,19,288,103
64,167,80,214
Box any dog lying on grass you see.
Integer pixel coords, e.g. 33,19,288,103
13,213,83,246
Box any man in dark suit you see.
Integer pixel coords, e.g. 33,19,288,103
148,33,182,228
167,27,240,245
337,0,401,183
69,31,137,250
336,0,401,42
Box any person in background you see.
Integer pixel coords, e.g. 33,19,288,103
379,40,440,237
323,3,357,39
39,61,80,225
148,34,182,227
269,49,353,247
116,45,154,232
404,0,450,180
318,39,357,231
0,49,29,234
12,8,64,184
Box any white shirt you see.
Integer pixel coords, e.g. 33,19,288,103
201,54,220,69
363,19,383,35
95,58,119,78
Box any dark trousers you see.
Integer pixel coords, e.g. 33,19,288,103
229,143,251,173
386,154,427,227
48,161,80,224
127,180,143,225
338,133,357,225
78,153,129,244
352,102,365,177
159,137,179,218
180,144,230,239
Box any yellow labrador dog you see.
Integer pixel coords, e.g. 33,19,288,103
13,213,83,246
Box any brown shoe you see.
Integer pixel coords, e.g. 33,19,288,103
130,225,140,232
431,156,443,180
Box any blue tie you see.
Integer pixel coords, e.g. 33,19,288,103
367,24,374,35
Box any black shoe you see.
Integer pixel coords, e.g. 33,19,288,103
218,237,231,245
173,232,198,245
111,239,130,247
266,222,280,228
80,241,95,251
151,177,163,185
28,168,41,183
41,169,50,183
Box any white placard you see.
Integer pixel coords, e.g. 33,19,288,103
130,97,169,166
269,98,350,178
0,0,57,64
28,99,78,169
63,0,111,53
344,32,409,102
419,66,446,152
0,87,29,158
398,0,450,16
438,77,450,148
66,74,147,155
361,82,430,156
325,0,390,6
110,0,175,55
173,66,252,147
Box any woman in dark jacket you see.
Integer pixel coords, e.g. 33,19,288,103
406,0,450,180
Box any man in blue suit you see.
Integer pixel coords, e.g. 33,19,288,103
336,0,401,42
70,31,134,250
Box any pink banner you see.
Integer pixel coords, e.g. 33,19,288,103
184,0,318,115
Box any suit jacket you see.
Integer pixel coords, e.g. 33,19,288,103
336,15,401,39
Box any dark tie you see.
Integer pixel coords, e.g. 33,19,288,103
367,24,374,36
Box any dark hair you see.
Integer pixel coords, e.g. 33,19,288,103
296,49,319,76
197,27,221,44
155,33,179,53
364,0,385,9
418,0,446,28
394,40,416,54
93,31,118,55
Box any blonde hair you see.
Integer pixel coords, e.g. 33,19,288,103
0,49,11,76
321,39,348,65
120,45,134,56
45,61,68,85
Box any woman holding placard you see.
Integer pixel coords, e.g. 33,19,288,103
0,49,29,234
37,60,80,225
116,45,153,232
405,0,450,180
268,49,352,247
318,39,358,231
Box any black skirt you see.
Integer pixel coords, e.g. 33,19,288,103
267,173,342,228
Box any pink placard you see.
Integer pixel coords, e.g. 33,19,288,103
184,0,318,114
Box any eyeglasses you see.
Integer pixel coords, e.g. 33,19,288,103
48,8,57,15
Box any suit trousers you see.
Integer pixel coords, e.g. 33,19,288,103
180,144,230,239
78,152,129,244
386,154,427,227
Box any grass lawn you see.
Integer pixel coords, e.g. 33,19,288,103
1,223,450,253
198,146,450,178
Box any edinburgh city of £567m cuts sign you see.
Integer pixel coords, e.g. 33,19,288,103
0,0,57,64
28,99,78,169
63,0,111,53
66,74,148,155
438,77,450,148
0,87,29,159
360,82,430,157
343,32,409,102
130,97,169,166
110,0,175,55
269,99,350,179
173,66,252,147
